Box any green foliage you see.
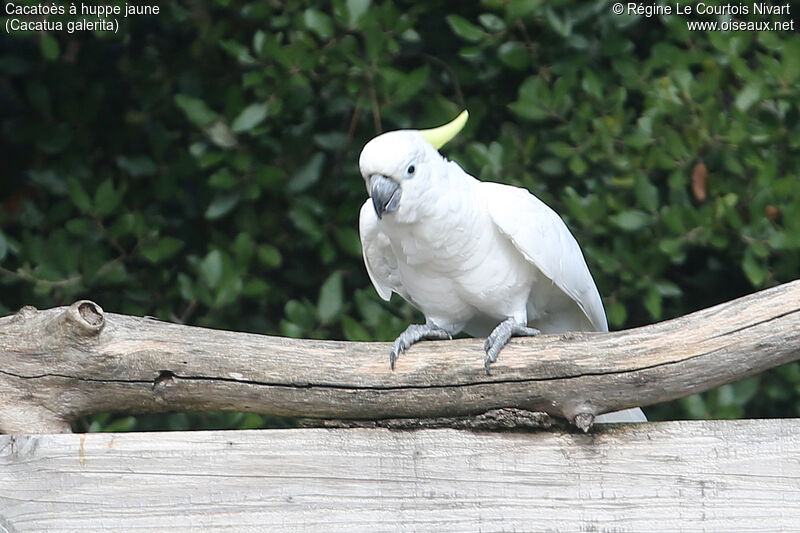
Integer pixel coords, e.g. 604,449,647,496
1,1,798,429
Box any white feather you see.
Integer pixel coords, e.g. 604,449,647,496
482,181,608,333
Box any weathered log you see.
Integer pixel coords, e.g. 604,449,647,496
0,280,798,434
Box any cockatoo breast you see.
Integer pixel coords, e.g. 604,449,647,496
377,167,537,332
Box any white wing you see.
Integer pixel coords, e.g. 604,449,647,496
482,182,608,332
358,200,404,302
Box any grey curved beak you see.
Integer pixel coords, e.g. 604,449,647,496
369,174,401,219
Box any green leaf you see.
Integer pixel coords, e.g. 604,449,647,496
232,232,254,265
547,141,573,158
209,168,238,189
200,250,224,289
219,40,256,65
97,261,127,284
174,94,218,127
582,70,602,99
280,320,305,338
781,39,800,82
242,279,271,298
304,9,334,40
117,155,157,177
537,158,564,175
655,280,682,298
257,244,283,268
347,0,371,27
232,102,269,133
742,248,767,286
287,152,326,194
94,179,121,216
393,65,429,104
681,394,708,419
313,132,347,151
317,271,343,323
509,101,548,121
635,178,659,211
446,15,484,42
178,272,197,301
342,315,371,341
205,193,241,220
545,7,572,38
606,300,627,327
734,81,761,112
478,13,505,32
68,179,93,213
204,120,237,149
497,42,529,70
285,300,316,330
334,227,362,257
214,274,242,306
643,286,662,320
140,237,184,263
363,20,387,62
507,0,543,17
254,166,287,190
568,155,588,176
28,169,66,195
610,210,651,231
730,377,760,406
252,30,266,55
98,416,137,432
289,206,323,239
0,231,7,262
40,34,59,61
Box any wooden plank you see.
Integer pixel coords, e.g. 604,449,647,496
1,281,800,433
1,420,799,532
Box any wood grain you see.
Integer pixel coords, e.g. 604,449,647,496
0,280,799,433
1,421,799,532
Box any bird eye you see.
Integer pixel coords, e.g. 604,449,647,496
406,165,416,175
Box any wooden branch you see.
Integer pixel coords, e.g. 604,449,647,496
2,421,800,531
1,281,799,434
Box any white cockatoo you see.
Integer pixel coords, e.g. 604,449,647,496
357,110,646,423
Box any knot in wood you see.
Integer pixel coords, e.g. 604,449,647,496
78,302,103,326
12,305,38,322
153,371,177,403
574,413,595,433
559,331,584,342
65,300,105,336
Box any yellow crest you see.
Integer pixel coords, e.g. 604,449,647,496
419,110,469,149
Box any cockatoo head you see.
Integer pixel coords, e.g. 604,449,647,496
359,111,468,222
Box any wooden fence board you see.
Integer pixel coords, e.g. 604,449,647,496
2,420,799,532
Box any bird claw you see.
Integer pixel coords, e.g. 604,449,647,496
483,319,540,375
389,323,452,370
389,341,406,370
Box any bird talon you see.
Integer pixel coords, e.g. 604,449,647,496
390,345,404,370
387,322,453,371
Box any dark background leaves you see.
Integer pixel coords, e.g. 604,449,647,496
1,0,798,430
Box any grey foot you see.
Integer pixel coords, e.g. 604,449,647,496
484,318,540,375
391,322,452,369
